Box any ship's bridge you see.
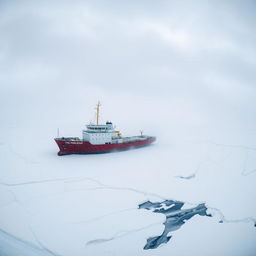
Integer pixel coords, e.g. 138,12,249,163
83,122,121,144
85,121,114,133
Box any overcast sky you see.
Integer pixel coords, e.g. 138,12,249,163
0,0,255,142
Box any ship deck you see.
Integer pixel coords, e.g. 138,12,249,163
56,136,154,143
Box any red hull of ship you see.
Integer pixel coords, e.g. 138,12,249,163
55,137,156,155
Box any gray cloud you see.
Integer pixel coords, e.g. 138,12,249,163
0,0,255,136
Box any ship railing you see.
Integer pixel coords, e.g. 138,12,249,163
122,136,148,142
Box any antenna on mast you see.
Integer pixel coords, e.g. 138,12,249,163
95,101,101,125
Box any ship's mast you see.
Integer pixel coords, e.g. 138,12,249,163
96,101,101,125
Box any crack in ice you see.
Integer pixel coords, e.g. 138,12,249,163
0,177,76,187
65,177,166,200
207,206,256,226
86,222,161,246
74,207,136,225
203,141,256,151
241,150,256,176
0,228,62,256
29,226,62,256
174,158,209,180
198,141,256,176
175,173,196,180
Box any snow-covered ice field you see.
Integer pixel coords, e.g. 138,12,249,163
1,1,256,255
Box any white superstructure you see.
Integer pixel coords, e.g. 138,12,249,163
82,121,123,145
